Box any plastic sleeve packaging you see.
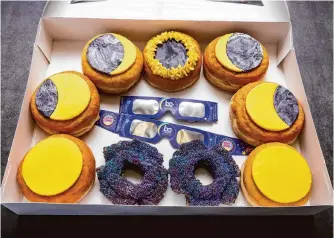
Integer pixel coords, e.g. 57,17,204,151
96,109,253,156
119,96,218,122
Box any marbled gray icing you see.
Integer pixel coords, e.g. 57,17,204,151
274,86,299,126
155,39,188,69
87,34,124,74
226,33,263,72
35,79,58,117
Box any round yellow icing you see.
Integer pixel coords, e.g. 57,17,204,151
144,31,199,80
49,73,90,121
215,34,243,73
246,82,289,131
111,33,136,75
22,137,83,196
252,143,312,203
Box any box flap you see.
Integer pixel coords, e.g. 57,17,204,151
43,0,290,22
277,22,293,65
35,19,53,62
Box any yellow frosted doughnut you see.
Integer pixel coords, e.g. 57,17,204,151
22,137,83,196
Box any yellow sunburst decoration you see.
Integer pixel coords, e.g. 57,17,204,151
144,31,200,80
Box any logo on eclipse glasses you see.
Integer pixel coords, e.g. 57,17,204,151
164,101,174,108
220,139,235,152
102,114,114,127
159,124,175,138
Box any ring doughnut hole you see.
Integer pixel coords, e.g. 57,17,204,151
122,160,145,184
194,160,214,186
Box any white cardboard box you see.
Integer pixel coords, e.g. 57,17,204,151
1,15,333,215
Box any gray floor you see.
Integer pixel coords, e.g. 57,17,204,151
1,1,333,237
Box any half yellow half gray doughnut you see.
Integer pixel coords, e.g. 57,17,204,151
82,33,144,94
229,81,304,147
203,33,269,92
31,71,100,137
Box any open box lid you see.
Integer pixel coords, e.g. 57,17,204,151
42,0,292,64
43,0,290,22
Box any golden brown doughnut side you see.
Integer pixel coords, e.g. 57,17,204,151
229,82,305,146
30,71,100,137
203,66,241,92
35,119,98,138
240,164,259,207
143,55,202,92
241,145,311,207
143,35,202,92
229,110,265,146
82,46,144,94
203,37,269,89
16,134,96,203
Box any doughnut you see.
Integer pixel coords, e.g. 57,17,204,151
96,139,168,205
16,134,96,203
82,33,144,94
230,81,305,146
143,31,202,92
203,33,269,92
169,140,240,206
241,143,312,206
30,71,100,137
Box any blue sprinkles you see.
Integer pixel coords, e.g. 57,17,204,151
169,140,240,206
97,139,168,205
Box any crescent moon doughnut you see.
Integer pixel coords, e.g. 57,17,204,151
82,33,144,94
86,33,137,76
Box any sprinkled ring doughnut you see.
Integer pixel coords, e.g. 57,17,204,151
97,139,168,205
169,140,240,206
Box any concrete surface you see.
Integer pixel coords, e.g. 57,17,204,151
1,1,333,238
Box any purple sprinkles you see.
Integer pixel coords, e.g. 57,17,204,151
97,139,168,205
169,140,240,206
